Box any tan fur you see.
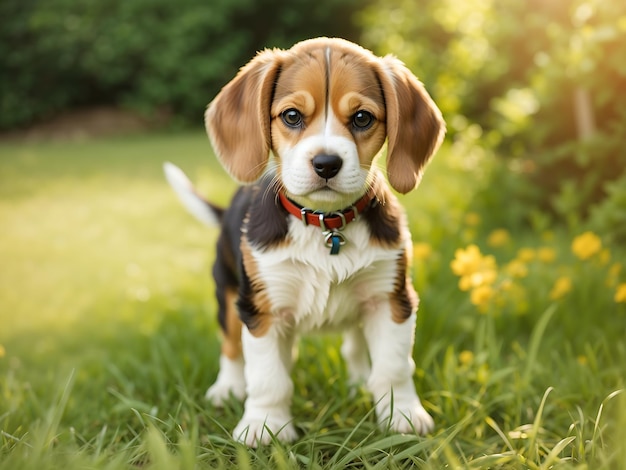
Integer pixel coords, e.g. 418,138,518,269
376,56,446,194
221,286,243,359
205,37,444,195
205,49,285,183
195,39,444,444
240,237,273,337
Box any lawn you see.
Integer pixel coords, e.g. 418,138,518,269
0,132,624,469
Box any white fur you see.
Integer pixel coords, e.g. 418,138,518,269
253,216,402,332
226,202,433,445
279,117,368,205
234,327,297,445
173,52,434,444
363,311,434,434
341,326,371,386
163,162,221,226
205,355,246,405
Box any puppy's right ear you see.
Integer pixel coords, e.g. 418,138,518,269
205,49,283,183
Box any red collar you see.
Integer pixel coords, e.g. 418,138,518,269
278,190,375,231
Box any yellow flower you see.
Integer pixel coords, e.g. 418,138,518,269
470,268,497,288
537,247,556,263
505,259,528,278
459,350,474,366
615,283,626,303
413,242,432,261
487,229,511,247
451,245,484,277
470,284,495,309
550,276,572,300
516,248,536,263
452,245,498,294
458,276,472,291
0,344,5,358
571,231,602,260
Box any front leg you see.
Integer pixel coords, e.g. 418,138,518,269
362,301,434,435
233,325,297,446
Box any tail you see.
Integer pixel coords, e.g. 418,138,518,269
163,162,224,226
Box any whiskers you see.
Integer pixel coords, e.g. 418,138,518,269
263,173,285,206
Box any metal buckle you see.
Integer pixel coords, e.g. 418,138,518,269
323,230,347,246
300,208,309,225
351,204,359,220
318,211,347,232
323,230,347,254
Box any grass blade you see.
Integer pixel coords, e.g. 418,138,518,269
540,436,576,470
523,304,557,385
527,386,553,463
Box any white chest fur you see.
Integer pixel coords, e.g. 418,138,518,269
250,218,409,333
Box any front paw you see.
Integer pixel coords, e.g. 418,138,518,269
377,398,434,435
386,403,434,435
205,355,246,406
205,380,245,406
233,415,297,447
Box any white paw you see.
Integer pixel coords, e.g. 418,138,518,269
205,380,245,406
346,362,371,388
382,402,434,435
341,330,371,387
233,416,297,447
205,355,246,406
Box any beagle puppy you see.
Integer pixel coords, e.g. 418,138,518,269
164,37,445,446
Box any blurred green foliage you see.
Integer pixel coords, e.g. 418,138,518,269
360,0,626,236
3,0,625,235
0,0,365,130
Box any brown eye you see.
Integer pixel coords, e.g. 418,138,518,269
352,110,374,130
281,109,303,128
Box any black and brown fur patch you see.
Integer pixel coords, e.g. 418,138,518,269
362,174,404,248
390,248,419,323
213,177,289,344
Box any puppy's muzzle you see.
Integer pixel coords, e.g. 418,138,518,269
312,154,343,180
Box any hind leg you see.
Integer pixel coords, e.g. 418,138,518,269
206,286,246,405
341,325,371,387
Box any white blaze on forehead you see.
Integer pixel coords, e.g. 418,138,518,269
272,44,385,210
324,109,340,146
324,46,333,142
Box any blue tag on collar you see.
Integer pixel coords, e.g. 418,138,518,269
329,234,342,255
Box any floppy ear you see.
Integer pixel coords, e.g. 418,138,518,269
377,56,446,194
205,49,283,183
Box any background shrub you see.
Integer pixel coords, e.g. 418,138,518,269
360,0,626,233
3,0,625,236
0,0,366,130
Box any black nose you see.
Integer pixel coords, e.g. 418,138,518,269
312,154,343,180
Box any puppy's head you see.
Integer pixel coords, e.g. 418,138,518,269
206,37,445,211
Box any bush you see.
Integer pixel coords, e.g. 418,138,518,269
0,0,366,130
360,0,626,233
589,173,626,244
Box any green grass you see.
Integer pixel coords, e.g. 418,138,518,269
1,132,625,469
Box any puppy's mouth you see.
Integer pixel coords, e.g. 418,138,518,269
287,184,364,213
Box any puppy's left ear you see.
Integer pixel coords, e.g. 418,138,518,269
205,49,284,183
377,56,446,194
